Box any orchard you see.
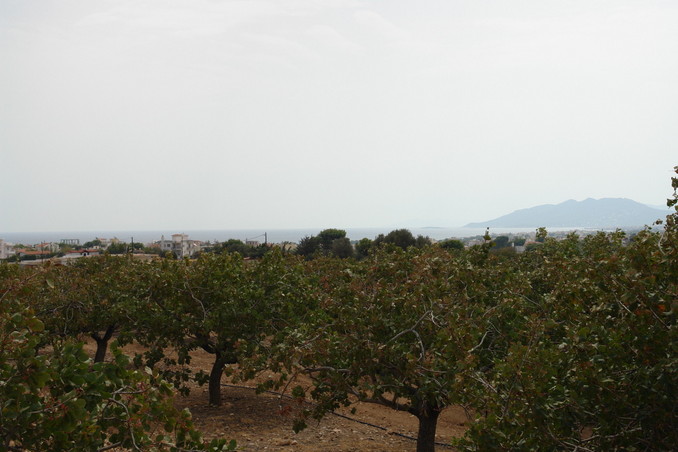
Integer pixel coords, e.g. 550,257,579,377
1,168,676,451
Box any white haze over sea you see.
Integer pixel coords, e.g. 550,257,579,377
2,227,602,246
1,1,676,234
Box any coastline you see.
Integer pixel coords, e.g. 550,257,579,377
0,226,615,246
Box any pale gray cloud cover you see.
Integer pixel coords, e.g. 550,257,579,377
1,0,676,232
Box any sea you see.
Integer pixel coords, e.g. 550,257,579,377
0,227,591,246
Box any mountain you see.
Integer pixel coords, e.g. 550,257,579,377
464,198,667,229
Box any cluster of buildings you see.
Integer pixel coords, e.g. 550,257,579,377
0,233,206,264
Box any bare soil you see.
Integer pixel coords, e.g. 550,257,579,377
88,341,470,451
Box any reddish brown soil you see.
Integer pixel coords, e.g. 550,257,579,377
88,341,470,451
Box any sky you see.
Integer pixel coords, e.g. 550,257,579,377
1,0,677,232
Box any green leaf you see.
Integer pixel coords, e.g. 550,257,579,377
26,317,44,333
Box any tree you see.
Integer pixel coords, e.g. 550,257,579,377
296,235,320,259
274,247,510,452
139,250,314,406
330,237,354,259
107,242,128,254
354,237,373,259
218,239,249,255
386,229,416,249
83,239,102,248
374,229,417,250
211,239,270,259
415,235,432,248
297,230,352,259
0,293,234,451
438,239,464,251
317,228,347,251
31,255,148,362
492,235,510,248
143,245,163,255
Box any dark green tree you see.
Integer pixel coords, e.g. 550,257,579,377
317,228,347,251
374,229,416,250
106,242,127,254
415,235,432,248
215,239,248,255
513,237,526,246
493,235,510,248
354,237,373,259
438,239,464,250
330,237,354,259
296,235,321,258
82,239,102,248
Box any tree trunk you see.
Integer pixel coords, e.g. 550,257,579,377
415,406,441,452
209,354,227,406
91,325,115,363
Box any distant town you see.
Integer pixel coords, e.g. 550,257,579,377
0,227,637,265
1,233,236,264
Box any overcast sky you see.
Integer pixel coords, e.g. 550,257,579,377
1,0,676,232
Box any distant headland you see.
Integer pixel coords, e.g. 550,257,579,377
465,198,667,229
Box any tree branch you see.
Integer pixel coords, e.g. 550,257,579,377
386,310,430,360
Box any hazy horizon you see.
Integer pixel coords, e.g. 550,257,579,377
0,198,672,239
2,1,676,233
2,225,641,247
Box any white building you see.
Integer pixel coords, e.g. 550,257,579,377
0,239,16,260
36,242,60,253
159,234,202,258
96,237,118,247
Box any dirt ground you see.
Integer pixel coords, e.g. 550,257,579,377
88,342,470,452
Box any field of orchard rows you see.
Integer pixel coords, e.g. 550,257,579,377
2,174,677,452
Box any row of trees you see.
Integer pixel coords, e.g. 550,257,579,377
2,170,676,451
296,228,433,259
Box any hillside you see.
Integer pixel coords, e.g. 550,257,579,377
465,198,666,228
